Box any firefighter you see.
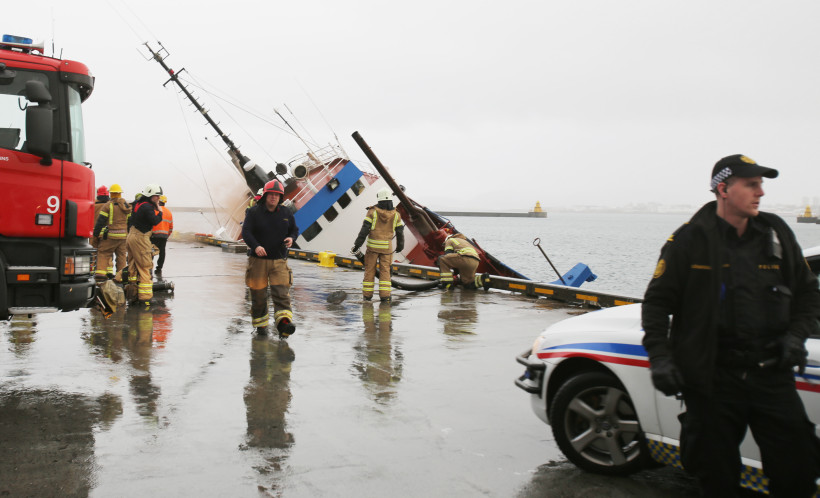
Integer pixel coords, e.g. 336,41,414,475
150,195,174,280
93,184,131,282
246,188,263,212
126,184,163,308
241,179,299,337
438,233,485,289
91,185,109,250
351,187,404,302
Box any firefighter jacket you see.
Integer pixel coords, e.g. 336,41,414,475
151,206,174,239
242,203,299,260
94,197,132,239
354,206,405,255
129,200,162,234
94,195,109,220
641,201,820,394
444,235,479,260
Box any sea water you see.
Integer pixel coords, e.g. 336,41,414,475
173,209,820,299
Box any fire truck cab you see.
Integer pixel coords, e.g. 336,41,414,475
0,34,97,320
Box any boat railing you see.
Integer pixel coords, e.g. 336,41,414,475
286,144,347,170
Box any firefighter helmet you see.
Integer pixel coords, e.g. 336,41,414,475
376,188,392,202
263,179,285,196
159,195,167,204
142,183,163,197
109,184,123,194
97,185,109,196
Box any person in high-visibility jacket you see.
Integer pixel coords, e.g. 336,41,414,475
351,188,404,302
438,233,484,289
150,195,174,279
93,183,131,282
91,185,109,250
126,184,163,308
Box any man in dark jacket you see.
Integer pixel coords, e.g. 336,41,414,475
242,179,299,337
126,184,162,308
642,154,820,497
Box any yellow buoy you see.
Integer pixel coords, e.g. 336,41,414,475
532,201,544,213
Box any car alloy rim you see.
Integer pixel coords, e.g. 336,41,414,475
564,385,642,467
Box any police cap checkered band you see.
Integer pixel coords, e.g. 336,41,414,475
710,154,778,190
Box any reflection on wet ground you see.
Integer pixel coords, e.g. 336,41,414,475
1,240,704,496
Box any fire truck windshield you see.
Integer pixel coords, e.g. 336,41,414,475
0,68,87,164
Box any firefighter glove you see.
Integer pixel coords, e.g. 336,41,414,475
351,245,360,254
778,334,808,374
649,355,683,396
395,243,403,253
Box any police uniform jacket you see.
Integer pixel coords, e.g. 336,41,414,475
242,203,299,260
642,201,820,394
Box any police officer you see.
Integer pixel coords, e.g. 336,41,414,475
242,179,299,337
351,187,404,302
642,154,820,497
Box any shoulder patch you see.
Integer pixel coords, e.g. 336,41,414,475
653,259,666,279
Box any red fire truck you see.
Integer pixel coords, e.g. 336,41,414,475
0,34,97,320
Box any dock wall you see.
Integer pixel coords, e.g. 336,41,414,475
437,211,547,218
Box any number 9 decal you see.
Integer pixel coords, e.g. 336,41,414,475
47,195,60,214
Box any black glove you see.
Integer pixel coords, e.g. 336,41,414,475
649,356,683,396
779,335,808,374
395,244,403,253
351,245,360,254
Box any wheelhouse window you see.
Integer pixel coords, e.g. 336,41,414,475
337,193,351,209
302,222,322,242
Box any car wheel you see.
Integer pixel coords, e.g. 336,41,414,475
549,371,646,476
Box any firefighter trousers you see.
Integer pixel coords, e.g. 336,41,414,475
246,257,293,329
363,250,392,299
96,237,127,279
679,367,820,497
438,254,479,285
126,227,154,302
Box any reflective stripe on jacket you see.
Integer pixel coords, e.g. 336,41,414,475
365,207,403,254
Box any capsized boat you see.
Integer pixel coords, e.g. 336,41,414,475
144,42,593,286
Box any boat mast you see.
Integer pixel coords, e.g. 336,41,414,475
143,41,275,193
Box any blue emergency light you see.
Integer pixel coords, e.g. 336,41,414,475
2,34,33,45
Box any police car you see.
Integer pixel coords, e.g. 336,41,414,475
514,247,820,494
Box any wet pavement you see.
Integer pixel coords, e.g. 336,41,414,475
0,239,705,497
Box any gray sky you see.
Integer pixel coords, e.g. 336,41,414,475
7,0,820,211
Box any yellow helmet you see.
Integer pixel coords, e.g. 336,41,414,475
109,184,123,194
160,195,168,204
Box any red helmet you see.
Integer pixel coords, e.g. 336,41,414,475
263,179,285,196
97,185,109,196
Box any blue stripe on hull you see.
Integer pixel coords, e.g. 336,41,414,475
293,161,364,232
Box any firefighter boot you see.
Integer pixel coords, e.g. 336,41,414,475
256,326,267,335
277,318,296,339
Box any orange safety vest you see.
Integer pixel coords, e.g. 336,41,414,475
152,206,174,238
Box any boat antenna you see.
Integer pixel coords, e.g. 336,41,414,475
275,108,325,168
296,79,350,159
142,41,276,193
